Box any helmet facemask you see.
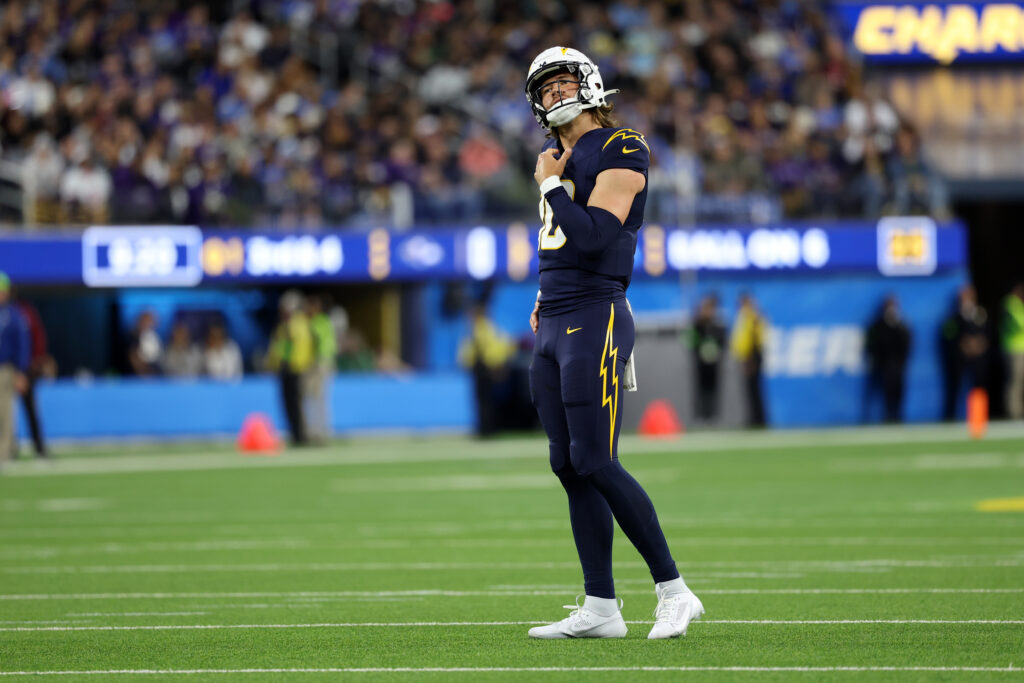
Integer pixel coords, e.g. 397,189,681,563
532,72,583,128
525,47,619,130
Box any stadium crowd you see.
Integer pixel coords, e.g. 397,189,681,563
0,0,949,229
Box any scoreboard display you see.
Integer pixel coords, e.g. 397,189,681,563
82,227,203,287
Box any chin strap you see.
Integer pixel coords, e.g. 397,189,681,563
546,88,620,128
547,100,582,127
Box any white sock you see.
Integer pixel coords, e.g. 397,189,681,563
583,595,620,617
656,577,689,596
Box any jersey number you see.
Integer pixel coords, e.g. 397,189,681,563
538,180,575,250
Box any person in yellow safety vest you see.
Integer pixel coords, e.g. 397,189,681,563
1003,283,1024,420
268,290,314,446
730,292,768,427
458,303,515,437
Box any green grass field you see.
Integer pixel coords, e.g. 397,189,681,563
1,425,1023,682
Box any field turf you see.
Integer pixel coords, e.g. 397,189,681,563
1,424,1022,681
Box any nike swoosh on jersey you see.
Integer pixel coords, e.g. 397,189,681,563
622,147,640,154
566,326,583,335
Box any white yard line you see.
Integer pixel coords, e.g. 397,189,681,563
2,619,1023,633
4,557,1022,574
0,539,313,559
0,667,1019,679
489,585,1024,595
66,612,207,617
0,622,542,632
393,535,1024,553
699,619,1024,624
833,452,1024,472
0,561,585,574
0,621,90,625
3,587,1022,601
3,516,1021,540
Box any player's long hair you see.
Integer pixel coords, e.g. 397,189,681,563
548,104,618,141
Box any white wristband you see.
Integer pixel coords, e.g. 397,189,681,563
539,175,562,196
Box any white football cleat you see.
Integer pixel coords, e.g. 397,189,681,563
647,586,704,639
528,596,628,639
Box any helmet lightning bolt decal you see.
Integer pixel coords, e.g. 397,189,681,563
600,303,619,459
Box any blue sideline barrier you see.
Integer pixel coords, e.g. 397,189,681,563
17,373,473,441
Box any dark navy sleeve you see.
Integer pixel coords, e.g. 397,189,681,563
598,128,650,174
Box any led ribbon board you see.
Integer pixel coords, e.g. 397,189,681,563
835,2,1024,64
0,221,966,287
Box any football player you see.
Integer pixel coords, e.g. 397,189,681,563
524,47,703,640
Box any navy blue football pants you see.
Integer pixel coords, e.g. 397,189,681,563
530,299,679,599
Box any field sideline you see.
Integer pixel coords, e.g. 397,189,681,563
1,424,1022,682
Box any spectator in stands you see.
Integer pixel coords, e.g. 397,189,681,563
59,155,111,224
21,135,64,225
865,295,912,423
767,124,818,217
687,294,727,423
0,0,934,227
319,152,357,225
336,328,376,373
195,155,232,226
1002,283,1024,420
702,136,766,198
226,155,264,226
203,323,243,381
7,61,55,117
804,135,844,218
163,322,202,378
128,311,163,377
888,126,949,219
842,81,900,165
851,138,889,218
0,272,29,467
731,292,768,428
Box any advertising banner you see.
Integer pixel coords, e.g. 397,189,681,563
834,1,1024,64
438,270,968,427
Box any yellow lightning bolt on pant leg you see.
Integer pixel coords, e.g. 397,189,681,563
600,303,619,459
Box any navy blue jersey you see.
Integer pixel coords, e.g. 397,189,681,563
538,127,649,315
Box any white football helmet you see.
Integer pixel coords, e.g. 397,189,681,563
525,46,619,129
